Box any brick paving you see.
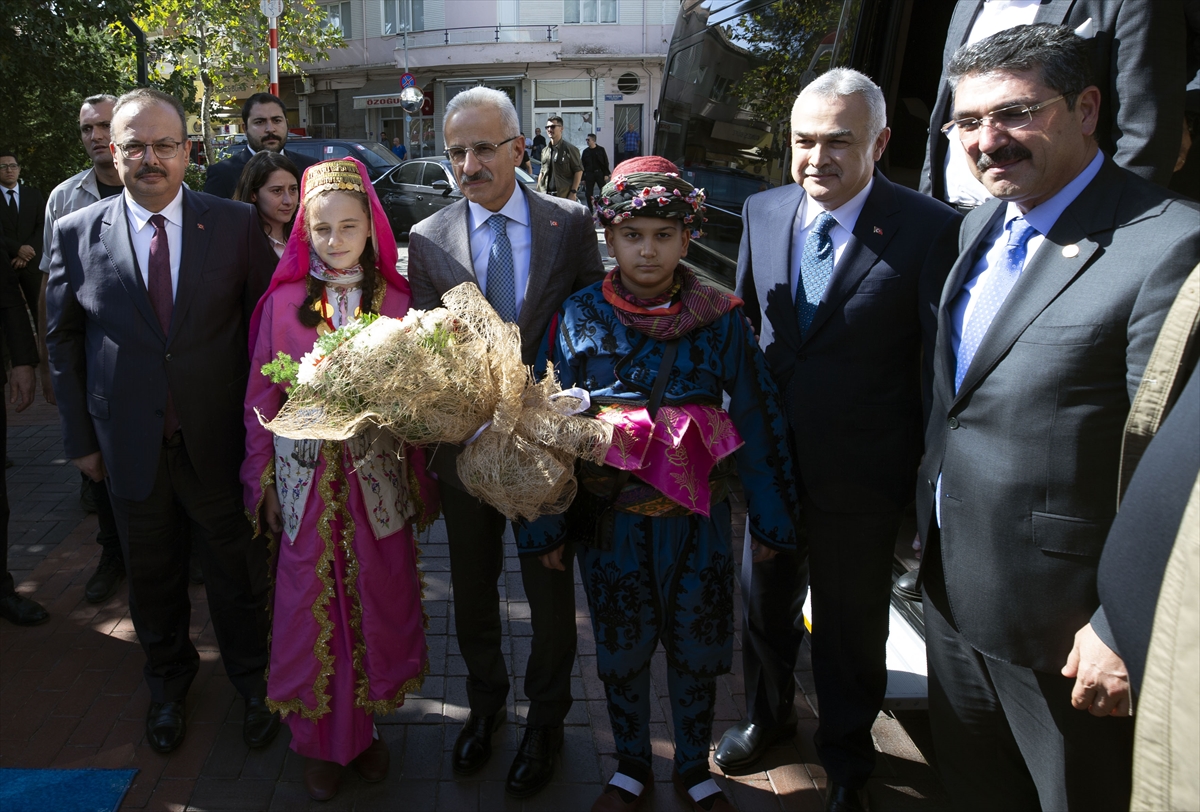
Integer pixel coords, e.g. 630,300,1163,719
3,386,948,811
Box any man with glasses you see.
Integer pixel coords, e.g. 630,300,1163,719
46,88,280,756
918,24,1199,808
203,91,315,199
536,116,583,201
407,87,603,800
921,0,1185,211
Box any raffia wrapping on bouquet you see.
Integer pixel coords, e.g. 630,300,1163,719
261,283,612,520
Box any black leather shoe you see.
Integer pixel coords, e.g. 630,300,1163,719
893,569,921,603
505,724,563,799
85,556,126,604
0,593,49,626
243,695,280,748
146,700,186,754
713,710,797,774
452,711,505,775
826,782,867,812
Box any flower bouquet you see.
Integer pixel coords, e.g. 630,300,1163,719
259,282,611,520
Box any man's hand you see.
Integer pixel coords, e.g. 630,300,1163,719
11,256,26,269
38,365,55,405
72,451,107,482
539,545,566,571
7,364,34,412
17,244,35,262
1061,622,1132,717
262,486,284,535
750,539,778,563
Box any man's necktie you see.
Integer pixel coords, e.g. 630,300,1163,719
148,214,180,437
795,211,837,336
954,217,1036,393
6,189,16,217
485,214,517,323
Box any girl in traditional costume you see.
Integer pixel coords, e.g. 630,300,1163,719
241,158,438,801
519,157,799,812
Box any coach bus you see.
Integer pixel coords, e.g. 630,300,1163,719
655,0,958,707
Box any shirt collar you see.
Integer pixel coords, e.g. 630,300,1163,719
800,176,874,233
124,186,185,232
469,183,530,232
1003,149,1104,236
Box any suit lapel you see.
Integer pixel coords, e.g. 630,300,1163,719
168,190,210,346
441,199,476,288
1035,0,1075,24
99,196,164,338
762,184,802,347
805,173,901,342
952,159,1120,404
518,187,565,335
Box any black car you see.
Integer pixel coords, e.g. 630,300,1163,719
374,157,537,239
284,138,402,181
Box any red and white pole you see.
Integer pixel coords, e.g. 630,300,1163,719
268,17,279,96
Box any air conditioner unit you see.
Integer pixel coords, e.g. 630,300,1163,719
296,78,314,95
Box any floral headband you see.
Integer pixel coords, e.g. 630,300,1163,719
594,170,707,237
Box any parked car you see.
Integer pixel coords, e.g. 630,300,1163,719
374,157,537,239
285,138,402,181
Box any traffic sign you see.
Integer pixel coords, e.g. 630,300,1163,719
400,73,416,89
261,0,283,18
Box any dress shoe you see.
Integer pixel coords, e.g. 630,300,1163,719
452,710,504,775
672,768,734,812
505,724,563,799
352,735,390,782
592,773,654,811
304,757,342,801
713,709,798,773
85,555,126,604
0,593,49,626
826,782,867,812
146,700,186,754
893,569,921,603
243,695,280,748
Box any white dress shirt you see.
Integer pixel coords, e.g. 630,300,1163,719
468,184,532,319
3,183,19,212
943,0,1041,206
123,187,184,299
790,177,874,300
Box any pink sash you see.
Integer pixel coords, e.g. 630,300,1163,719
598,404,743,516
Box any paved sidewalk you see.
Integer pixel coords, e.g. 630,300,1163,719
2,397,948,811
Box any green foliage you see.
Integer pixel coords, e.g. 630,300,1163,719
183,161,206,191
261,350,300,388
0,0,142,192
315,312,379,356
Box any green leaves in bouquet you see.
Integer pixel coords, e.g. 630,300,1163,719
316,312,380,356
261,352,300,388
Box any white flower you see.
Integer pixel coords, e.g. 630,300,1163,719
297,349,324,385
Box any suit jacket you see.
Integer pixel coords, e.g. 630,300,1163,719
918,157,1200,673
202,146,316,199
46,189,277,501
407,183,605,364
920,0,1186,199
736,172,961,514
1,181,47,269
0,244,38,386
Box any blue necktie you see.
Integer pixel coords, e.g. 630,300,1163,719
954,217,1036,393
795,211,836,336
485,214,517,322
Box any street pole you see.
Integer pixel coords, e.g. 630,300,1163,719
269,17,279,96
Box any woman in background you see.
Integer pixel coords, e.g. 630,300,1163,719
234,150,301,258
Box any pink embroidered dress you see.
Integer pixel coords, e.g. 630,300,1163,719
241,158,438,765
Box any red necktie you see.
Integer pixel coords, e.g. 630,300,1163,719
148,214,180,438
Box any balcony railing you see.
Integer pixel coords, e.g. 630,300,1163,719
397,24,559,47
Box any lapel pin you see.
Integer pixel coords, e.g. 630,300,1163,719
197,223,205,230
550,220,559,227
873,226,883,236
1062,244,1079,258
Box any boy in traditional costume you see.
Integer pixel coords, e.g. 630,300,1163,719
519,157,799,812
241,158,438,801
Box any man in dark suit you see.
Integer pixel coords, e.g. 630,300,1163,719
407,87,604,799
0,150,47,324
202,92,315,199
725,69,960,812
1,241,46,626
46,88,281,755
921,0,1186,209
918,25,1199,808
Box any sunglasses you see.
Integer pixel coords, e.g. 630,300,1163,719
545,124,559,130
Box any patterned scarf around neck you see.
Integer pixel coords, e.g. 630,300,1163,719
308,245,365,286
602,266,742,340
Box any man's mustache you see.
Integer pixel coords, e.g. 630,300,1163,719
461,168,493,183
136,166,167,179
977,143,1032,171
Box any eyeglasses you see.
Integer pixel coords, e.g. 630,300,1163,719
443,136,518,166
0,163,17,170
544,124,559,130
941,94,1066,140
116,140,185,160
